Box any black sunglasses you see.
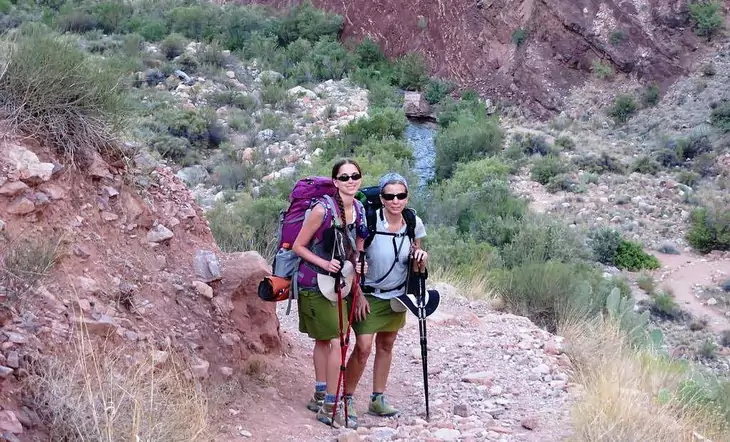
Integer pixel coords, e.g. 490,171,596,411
381,192,408,201
336,173,362,182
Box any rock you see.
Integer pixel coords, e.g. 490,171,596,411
194,250,222,282
76,315,118,336
1,144,54,185
403,91,431,118
432,428,460,441
6,196,34,215
0,182,29,197
453,402,471,417
5,352,18,369
75,276,100,296
190,357,210,379
288,86,317,99
0,367,13,379
521,415,539,430
226,70,236,79
37,183,65,200
0,411,22,434
238,429,252,437
220,366,233,376
176,165,209,186
147,224,174,243
0,220,4,232
461,371,495,386
87,152,114,180
193,281,214,299
4,332,27,344
174,69,194,85
337,429,360,442
219,251,281,355
255,70,283,83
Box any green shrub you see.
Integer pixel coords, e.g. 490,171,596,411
650,290,680,319
500,215,589,268
688,1,724,39
207,195,288,260
275,1,343,46
150,134,197,166
159,32,187,60
530,155,569,185
354,36,386,68
609,30,626,46
710,103,730,132
0,26,128,163
555,135,576,150
641,83,660,107
608,94,637,123
424,78,453,104
631,155,661,175
436,96,486,128
573,152,627,174
425,226,498,280
389,52,429,91
589,227,623,265
434,115,503,180
512,133,554,156
491,260,617,332
614,240,660,271
686,207,730,253
511,28,528,46
592,60,614,79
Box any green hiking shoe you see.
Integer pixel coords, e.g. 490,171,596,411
344,395,358,428
306,391,325,412
316,401,352,428
368,394,399,417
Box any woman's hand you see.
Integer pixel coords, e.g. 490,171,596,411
412,248,428,264
323,258,341,273
353,292,370,322
355,260,368,274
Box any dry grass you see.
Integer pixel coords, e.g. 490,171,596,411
559,315,729,442
0,233,63,304
430,266,500,305
24,320,210,441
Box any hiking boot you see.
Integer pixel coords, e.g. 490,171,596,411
306,391,325,412
368,394,399,417
316,401,352,428
344,395,358,428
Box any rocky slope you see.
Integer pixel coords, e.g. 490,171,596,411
240,0,712,117
0,134,282,439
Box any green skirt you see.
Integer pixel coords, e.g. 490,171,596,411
350,295,406,336
298,289,349,341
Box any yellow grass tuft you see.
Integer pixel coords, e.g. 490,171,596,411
560,315,729,442
24,319,210,441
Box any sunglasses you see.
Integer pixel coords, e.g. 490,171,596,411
335,173,362,182
381,192,408,201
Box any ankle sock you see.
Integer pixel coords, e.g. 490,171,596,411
344,393,353,400
315,381,327,393
324,393,336,404
371,392,383,401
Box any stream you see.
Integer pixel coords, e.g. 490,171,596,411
404,120,437,187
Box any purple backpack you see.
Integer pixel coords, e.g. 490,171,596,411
268,176,338,314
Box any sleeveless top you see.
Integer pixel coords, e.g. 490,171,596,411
297,196,368,289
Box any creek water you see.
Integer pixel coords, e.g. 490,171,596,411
404,120,437,187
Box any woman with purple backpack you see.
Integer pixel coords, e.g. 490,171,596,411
292,158,369,428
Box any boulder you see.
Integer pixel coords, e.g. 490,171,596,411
403,91,431,118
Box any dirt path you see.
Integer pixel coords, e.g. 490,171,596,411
653,252,730,333
214,291,576,441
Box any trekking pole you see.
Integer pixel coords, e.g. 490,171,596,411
418,267,430,421
331,263,345,427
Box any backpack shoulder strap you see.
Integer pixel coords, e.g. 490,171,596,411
403,208,417,242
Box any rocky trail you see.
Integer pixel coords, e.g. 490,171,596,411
653,252,730,333
215,287,575,442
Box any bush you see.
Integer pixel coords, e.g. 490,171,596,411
710,103,730,132
389,52,429,91
159,33,187,60
207,194,288,259
555,135,576,150
686,207,730,253
434,115,503,180
589,227,623,265
531,155,569,185
0,26,128,163
573,153,627,174
608,95,637,123
500,215,589,268
650,290,680,319
354,37,386,68
614,240,660,271
424,78,453,104
275,1,344,46
641,83,660,107
631,155,661,175
688,1,724,39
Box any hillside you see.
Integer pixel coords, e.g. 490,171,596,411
238,0,721,117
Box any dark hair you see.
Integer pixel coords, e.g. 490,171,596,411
331,158,362,179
